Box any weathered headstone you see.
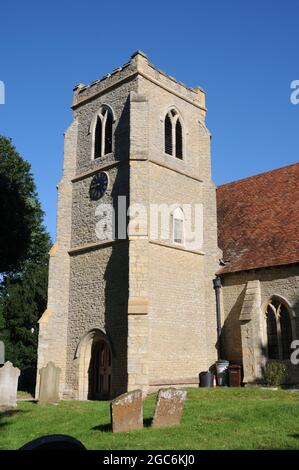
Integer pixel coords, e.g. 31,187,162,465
152,388,187,428
110,389,143,433
0,361,20,407
38,361,61,404
0,341,5,365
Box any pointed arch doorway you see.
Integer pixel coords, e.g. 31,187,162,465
76,329,112,400
89,339,111,400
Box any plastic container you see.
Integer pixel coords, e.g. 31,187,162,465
228,364,242,387
199,371,213,387
215,360,230,386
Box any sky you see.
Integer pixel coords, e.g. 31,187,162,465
0,0,298,240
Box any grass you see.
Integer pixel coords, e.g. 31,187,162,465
1,388,299,450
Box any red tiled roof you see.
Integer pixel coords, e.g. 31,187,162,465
216,163,299,274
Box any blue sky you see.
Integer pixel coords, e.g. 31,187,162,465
0,0,298,240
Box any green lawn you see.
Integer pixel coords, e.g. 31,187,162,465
1,388,299,450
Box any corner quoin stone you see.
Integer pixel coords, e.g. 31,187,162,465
110,389,143,433
152,388,187,428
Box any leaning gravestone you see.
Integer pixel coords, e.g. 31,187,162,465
0,361,20,407
110,389,143,433
38,361,61,404
0,341,5,365
152,388,187,428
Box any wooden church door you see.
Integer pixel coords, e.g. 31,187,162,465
91,340,111,400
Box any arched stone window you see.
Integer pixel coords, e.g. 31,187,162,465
164,109,183,159
265,298,294,360
93,106,113,159
172,207,185,245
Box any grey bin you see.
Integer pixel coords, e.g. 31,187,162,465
199,371,213,387
215,360,230,386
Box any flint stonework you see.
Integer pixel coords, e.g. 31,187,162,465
0,361,20,407
152,388,187,428
110,389,143,433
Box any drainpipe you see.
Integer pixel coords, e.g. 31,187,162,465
213,276,222,360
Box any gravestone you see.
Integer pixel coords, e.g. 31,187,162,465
152,388,187,428
110,389,143,433
38,361,61,404
0,341,5,365
0,361,20,407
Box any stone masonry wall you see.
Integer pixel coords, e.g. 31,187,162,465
129,56,219,388
36,119,78,398
64,78,136,398
66,243,129,398
39,51,220,399
221,264,299,382
148,243,206,383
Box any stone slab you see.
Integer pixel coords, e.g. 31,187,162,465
0,341,4,365
152,388,187,428
38,361,61,404
0,361,20,407
110,389,143,432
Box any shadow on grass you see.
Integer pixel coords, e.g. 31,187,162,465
91,423,112,432
18,399,38,404
143,417,152,428
0,408,30,428
91,417,153,433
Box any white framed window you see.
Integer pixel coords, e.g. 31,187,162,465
164,108,183,159
91,106,114,159
172,207,185,245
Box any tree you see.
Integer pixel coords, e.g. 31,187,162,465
0,136,43,273
0,136,51,392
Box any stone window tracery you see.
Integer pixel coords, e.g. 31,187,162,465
265,299,293,360
94,107,113,159
164,109,183,159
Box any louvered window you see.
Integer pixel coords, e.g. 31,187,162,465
175,119,183,159
93,107,113,159
94,117,102,159
105,110,113,155
164,109,183,159
165,114,173,155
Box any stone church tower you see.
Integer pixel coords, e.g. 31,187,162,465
36,51,220,400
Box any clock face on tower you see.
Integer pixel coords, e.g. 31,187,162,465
89,172,108,200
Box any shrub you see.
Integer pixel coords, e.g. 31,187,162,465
264,360,287,387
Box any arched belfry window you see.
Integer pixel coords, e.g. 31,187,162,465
93,107,113,159
265,298,293,360
164,109,183,159
172,207,185,245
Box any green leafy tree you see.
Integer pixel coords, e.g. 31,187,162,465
0,136,45,273
0,136,51,391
